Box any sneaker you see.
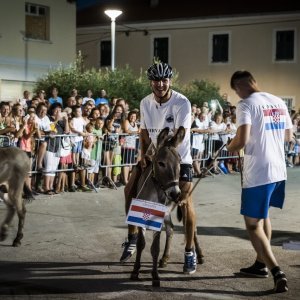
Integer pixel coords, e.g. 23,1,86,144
183,250,197,274
114,182,123,188
69,186,76,192
240,264,269,278
120,234,138,263
274,271,288,293
80,185,92,192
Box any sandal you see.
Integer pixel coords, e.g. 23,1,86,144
44,190,55,195
36,187,45,193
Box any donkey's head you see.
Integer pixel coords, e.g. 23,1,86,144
150,126,185,203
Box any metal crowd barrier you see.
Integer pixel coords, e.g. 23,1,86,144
99,133,140,189
0,131,241,192
190,132,239,175
0,135,13,147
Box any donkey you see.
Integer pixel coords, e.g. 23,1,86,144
158,203,204,268
130,126,203,287
0,147,30,247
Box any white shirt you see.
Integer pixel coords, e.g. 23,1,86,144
82,97,95,105
36,115,51,132
124,122,139,148
71,117,86,142
140,90,192,164
237,92,292,188
191,118,206,151
211,121,227,141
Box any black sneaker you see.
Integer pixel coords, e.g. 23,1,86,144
69,186,76,192
240,264,268,278
274,271,288,293
120,234,138,263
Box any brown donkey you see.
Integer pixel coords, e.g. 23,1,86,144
129,127,203,287
0,147,30,247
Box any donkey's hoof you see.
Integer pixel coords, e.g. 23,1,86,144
152,279,160,287
130,273,139,281
158,259,167,268
198,256,204,264
12,240,21,247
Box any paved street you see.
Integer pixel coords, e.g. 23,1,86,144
0,168,299,300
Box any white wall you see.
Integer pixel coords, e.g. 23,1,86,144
0,0,76,101
77,13,300,110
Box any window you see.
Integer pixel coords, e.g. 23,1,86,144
100,40,111,67
275,30,295,61
210,33,230,63
25,3,49,40
153,37,169,63
281,96,294,114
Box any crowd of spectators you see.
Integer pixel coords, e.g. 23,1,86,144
0,89,299,197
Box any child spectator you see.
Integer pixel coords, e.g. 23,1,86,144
19,110,41,197
88,118,104,186
69,105,86,169
82,123,95,167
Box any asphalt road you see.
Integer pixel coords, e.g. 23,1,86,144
0,168,299,300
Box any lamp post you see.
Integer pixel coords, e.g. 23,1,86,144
104,9,122,71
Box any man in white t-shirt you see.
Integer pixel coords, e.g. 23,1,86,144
120,62,197,274
227,70,293,293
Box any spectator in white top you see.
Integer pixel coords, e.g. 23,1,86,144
35,103,51,172
191,113,211,177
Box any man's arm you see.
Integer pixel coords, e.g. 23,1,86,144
226,124,250,152
285,128,293,142
140,128,151,167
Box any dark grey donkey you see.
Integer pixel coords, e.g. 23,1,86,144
0,147,30,247
130,126,202,287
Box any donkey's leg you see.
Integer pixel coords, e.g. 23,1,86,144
159,213,174,268
0,200,15,242
12,198,26,247
131,227,145,280
151,231,161,287
194,230,204,264
7,180,26,247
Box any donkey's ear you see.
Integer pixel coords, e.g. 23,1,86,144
169,126,186,148
157,127,170,148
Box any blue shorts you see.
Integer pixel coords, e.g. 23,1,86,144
72,141,83,153
241,181,285,219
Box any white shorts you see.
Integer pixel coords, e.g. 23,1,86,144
44,151,60,176
87,159,100,174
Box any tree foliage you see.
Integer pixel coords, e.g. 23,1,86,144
34,53,222,109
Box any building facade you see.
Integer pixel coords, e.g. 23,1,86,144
77,2,300,110
0,0,76,102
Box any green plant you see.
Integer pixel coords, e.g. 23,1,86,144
34,53,223,110
181,79,224,108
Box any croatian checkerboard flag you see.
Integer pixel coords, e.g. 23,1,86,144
126,199,168,232
264,108,286,130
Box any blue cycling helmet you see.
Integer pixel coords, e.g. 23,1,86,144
147,62,173,81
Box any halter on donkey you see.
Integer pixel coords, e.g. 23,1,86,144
129,126,203,287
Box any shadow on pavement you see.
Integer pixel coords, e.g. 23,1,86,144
0,260,277,297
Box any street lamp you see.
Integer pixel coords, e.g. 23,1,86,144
104,9,122,71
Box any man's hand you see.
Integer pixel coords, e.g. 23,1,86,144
140,156,147,169
226,137,234,152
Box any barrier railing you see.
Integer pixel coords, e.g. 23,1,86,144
0,131,242,192
0,135,13,147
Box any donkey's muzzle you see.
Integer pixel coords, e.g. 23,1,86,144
165,185,181,202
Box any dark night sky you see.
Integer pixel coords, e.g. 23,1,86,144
76,0,300,26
